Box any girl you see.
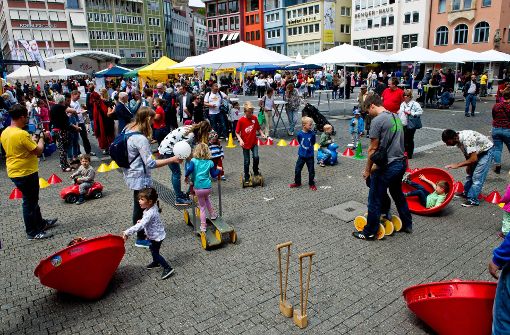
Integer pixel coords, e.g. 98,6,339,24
185,143,222,232
36,100,50,131
123,188,175,280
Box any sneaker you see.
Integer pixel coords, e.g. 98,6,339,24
494,165,502,174
319,161,325,167
28,231,53,240
135,239,151,248
471,113,475,117
309,185,317,191
200,223,207,232
210,214,218,220
175,197,192,206
161,267,175,280
146,262,161,270
75,198,85,205
465,114,470,117
289,183,301,188
221,175,226,181
352,231,375,240
454,193,468,199
402,172,411,183
89,152,96,156
400,227,413,234
461,199,479,207
43,218,58,230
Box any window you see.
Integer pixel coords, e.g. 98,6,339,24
438,0,446,13
454,24,468,44
474,21,490,43
368,19,372,28
435,26,449,45
372,38,379,51
228,0,239,12
256,30,260,40
381,16,387,26
413,12,419,23
452,0,461,11
207,3,216,16
340,24,350,34
340,6,350,16
247,0,259,11
66,0,80,9
402,34,418,49
464,0,472,9
379,37,386,50
218,2,227,15
482,0,491,6
404,13,410,24
388,15,394,25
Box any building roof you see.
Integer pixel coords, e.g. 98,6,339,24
44,51,121,62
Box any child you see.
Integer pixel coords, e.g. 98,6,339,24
35,100,50,131
499,185,510,237
123,188,175,280
403,174,449,208
319,124,334,167
208,130,226,181
236,101,266,185
185,143,222,232
229,101,241,138
289,116,316,191
349,109,364,148
69,154,95,205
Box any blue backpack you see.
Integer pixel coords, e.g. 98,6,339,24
109,130,142,169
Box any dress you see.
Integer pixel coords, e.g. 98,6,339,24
90,92,115,150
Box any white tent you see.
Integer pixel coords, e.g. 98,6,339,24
168,41,295,70
303,43,386,65
51,68,87,79
441,48,480,63
478,50,510,62
6,65,55,83
386,46,455,63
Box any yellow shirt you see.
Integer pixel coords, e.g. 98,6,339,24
481,74,488,85
0,126,38,178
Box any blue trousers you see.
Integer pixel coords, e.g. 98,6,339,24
11,172,45,237
162,154,185,199
209,113,227,138
493,263,510,334
295,156,315,186
149,240,171,270
492,127,510,165
405,181,430,207
464,148,494,204
242,145,259,180
465,93,476,115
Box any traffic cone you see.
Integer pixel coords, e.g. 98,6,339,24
266,138,274,146
453,181,464,195
9,188,22,200
257,138,265,146
97,163,111,173
486,190,502,204
226,133,236,148
47,174,62,184
354,142,365,159
478,193,485,200
342,147,354,157
289,138,299,146
314,143,320,151
39,178,50,189
277,139,288,147
109,160,120,170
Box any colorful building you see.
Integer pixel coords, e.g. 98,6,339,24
263,0,298,54
203,0,241,50
243,0,264,47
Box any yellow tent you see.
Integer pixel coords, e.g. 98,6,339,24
138,56,194,86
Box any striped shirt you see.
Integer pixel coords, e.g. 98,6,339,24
209,142,224,158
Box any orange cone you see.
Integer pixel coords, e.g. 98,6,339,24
257,138,265,146
47,174,62,184
9,188,22,199
266,138,274,146
453,181,464,195
342,147,354,157
289,138,299,146
486,190,502,204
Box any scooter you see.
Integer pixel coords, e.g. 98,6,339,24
240,173,264,188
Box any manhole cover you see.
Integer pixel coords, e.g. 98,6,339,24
153,180,191,210
322,201,366,222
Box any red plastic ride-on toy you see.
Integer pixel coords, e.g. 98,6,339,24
60,179,104,204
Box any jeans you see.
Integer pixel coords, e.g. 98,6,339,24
153,127,169,145
133,190,146,240
404,127,417,159
242,145,259,180
492,127,510,165
364,160,413,236
464,148,494,204
465,93,476,115
286,109,298,134
78,123,91,154
162,154,185,199
405,181,430,207
480,84,487,97
319,148,332,163
493,263,510,334
67,130,80,159
295,156,315,186
149,240,171,270
11,172,44,237
209,113,227,138
78,182,92,195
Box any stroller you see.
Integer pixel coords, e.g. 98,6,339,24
301,103,336,135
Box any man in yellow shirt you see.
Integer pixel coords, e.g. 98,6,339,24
0,105,57,240
480,72,488,97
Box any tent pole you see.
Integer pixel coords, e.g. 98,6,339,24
20,48,50,110
343,64,347,117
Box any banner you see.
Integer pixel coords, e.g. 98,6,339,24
323,1,335,44
29,40,45,68
204,68,212,81
18,39,31,61
7,41,19,70
45,40,53,58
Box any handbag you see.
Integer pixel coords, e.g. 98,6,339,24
370,113,398,168
407,115,422,130
258,107,266,126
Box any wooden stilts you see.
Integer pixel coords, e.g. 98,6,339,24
293,251,315,329
276,241,293,317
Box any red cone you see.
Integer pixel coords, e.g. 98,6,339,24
478,193,485,200
486,191,502,204
257,138,265,146
266,138,274,145
453,181,464,195
9,188,22,200
47,174,63,184
342,148,355,157
288,139,299,146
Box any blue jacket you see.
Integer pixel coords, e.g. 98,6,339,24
493,235,510,268
349,117,365,134
185,158,221,189
297,130,316,158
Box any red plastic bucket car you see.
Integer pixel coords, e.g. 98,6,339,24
403,279,496,335
60,181,103,204
34,234,125,299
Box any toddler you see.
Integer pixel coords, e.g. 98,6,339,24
123,188,175,280
69,154,95,205
289,116,316,191
349,110,364,148
185,143,222,232
318,124,334,167
208,130,226,181
403,174,449,208
229,101,241,138
499,184,510,237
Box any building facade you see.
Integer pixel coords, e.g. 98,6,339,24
243,0,264,47
351,0,431,53
1,0,89,65
170,7,192,61
86,0,165,67
193,12,209,55
204,0,241,50
428,0,510,53
263,0,298,54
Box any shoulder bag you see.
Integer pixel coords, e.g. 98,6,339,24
370,113,398,168
406,102,422,130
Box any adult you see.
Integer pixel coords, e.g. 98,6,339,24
92,88,115,154
158,121,212,206
381,77,404,113
332,74,340,100
259,87,275,138
204,83,227,138
122,107,182,248
442,129,494,207
352,93,413,240
178,85,193,123
189,94,205,123
285,83,300,136
398,90,423,159
1,105,57,240
114,92,133,134
256,74,267,99
492,89,510,174
50,94,81,171
128,90,145,115
152,98,167,144
489,234,510,334
463,74,480,117
358,85,370,137
70,90,94,156
373,77,386,97
480,72,488,97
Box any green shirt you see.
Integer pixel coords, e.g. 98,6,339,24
426,192,446,208
319,133,332,147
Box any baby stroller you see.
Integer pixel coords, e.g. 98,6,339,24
301,103,336,135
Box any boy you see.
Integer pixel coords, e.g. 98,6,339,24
290,117,316,191
208,130,226,181
236,102,266,186
403,174,449,208
70,154,95,205
349,110,364,148
319,124,334,167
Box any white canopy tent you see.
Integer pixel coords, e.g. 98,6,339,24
6,65,55,83
386,46,451,63
51,68,87,79
442,48,481,63
478,50,510,62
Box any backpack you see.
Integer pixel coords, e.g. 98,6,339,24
109,130,142,169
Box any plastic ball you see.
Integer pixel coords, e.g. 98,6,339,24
173,141,192,159
330,151,338,165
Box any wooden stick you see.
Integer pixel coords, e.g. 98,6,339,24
276,242,292,302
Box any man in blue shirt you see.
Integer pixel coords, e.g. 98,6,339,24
289,116,316,191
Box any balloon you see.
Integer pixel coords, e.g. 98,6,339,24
173,141,192,160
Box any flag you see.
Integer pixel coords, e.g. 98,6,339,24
29,40,45,68
45,40,53,57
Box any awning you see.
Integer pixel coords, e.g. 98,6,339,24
221,34,228,42
227,33,235,41
231,32,239,41
69,12,87,27
72,30,89,44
